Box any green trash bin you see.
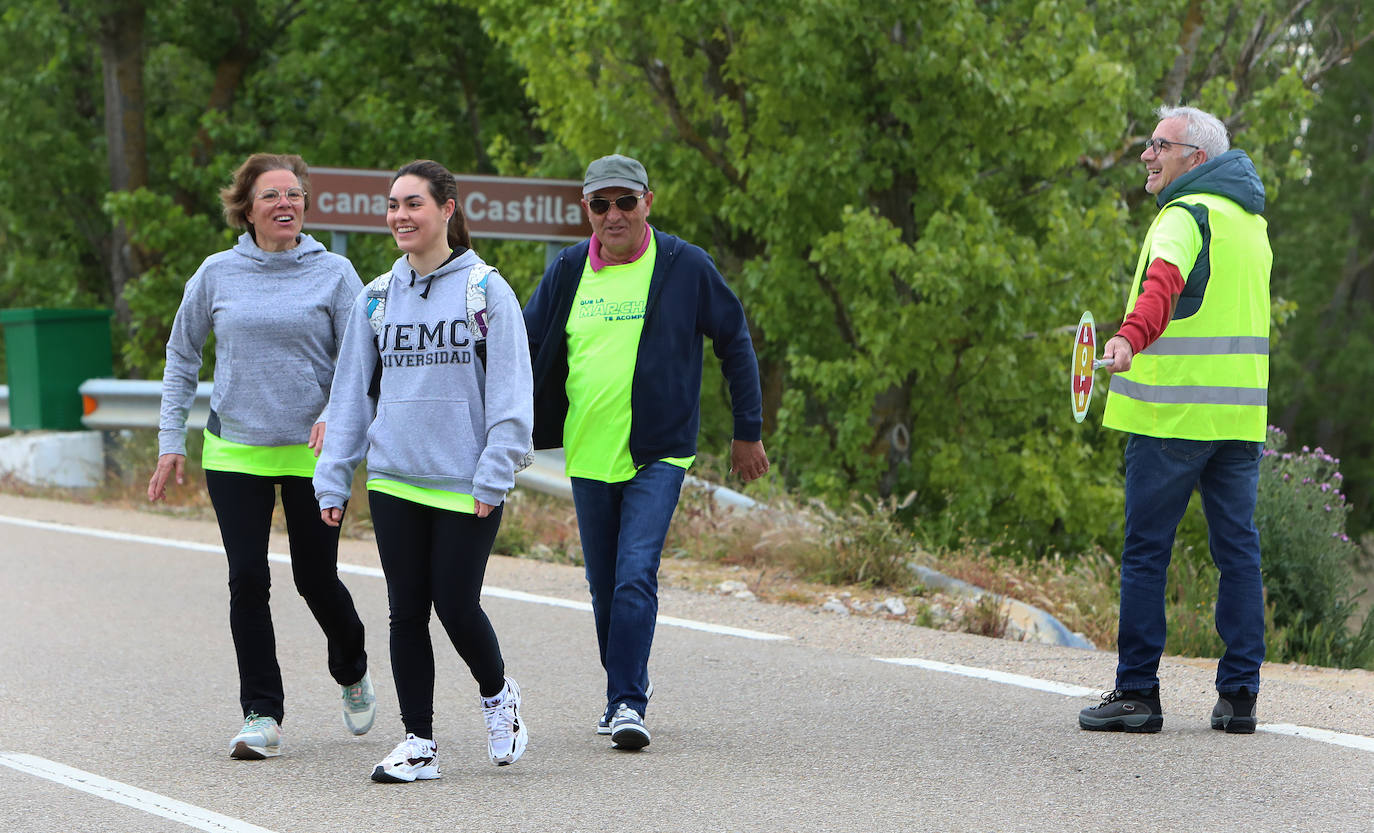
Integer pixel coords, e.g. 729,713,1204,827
0,308,114,431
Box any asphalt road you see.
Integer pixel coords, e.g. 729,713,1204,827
1,493,1371,832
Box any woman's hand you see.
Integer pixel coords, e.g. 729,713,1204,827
321,507,344,527
309,421,326,456
147,453,185,502
475,499,494,518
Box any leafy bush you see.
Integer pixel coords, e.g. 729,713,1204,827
1255,426,1374,667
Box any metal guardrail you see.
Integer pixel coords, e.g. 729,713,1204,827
80,378,212,431
0,385,8,432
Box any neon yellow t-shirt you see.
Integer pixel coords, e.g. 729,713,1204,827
564,235,692,483
201,429,318,477
366,479,476,514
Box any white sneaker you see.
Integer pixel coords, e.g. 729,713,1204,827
596,680,653,735
341,671,376,735
230,713,282,759
371,734,440,783
482,677,528,766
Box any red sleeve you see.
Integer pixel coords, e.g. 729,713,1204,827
1116,258,1185,353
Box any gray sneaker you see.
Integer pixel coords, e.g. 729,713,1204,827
1211,688,1257,734
597,680,653,735
342,671,376,735
1078,688,1163,733
230,713,282,759
609,703,651,750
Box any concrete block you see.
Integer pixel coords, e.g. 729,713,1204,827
0,431,104,488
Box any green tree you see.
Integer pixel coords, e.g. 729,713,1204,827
0,0,541,378
1269,43,1374,535
478,0,1357,554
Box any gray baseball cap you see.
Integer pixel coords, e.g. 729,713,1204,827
583,154,649,196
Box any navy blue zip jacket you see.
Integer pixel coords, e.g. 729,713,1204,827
523,230,763,467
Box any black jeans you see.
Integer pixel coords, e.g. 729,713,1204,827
204,470,367,725
368,491,506,739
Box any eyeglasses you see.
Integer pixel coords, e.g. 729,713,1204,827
254,187,307,204
1143,138,1201,155
586,193,645,214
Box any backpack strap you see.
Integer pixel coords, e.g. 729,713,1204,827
466,264,497,369
364,271,393,335
465,264,534,473
364,271,391,397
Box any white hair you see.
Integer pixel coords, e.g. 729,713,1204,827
1156,105,1230,160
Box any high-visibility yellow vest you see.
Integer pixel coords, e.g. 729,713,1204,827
1102,194,1271,441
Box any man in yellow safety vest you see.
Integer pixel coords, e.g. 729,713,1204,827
1079,105,1272,736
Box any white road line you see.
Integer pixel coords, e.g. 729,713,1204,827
1260,723,1374,752
0,753,277,833
877,656,1374,754
14,513,1370,752
874,657,1099,697
0,513,788,642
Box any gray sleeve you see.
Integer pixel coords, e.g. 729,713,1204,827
318,260,364,425
471,274,535,507
313,291,377,511
157,264,213,456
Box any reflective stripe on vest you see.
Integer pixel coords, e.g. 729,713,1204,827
1102,193,1271,442
1109,377,1267,407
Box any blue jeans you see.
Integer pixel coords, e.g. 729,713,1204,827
1117,434,1265,694
571,462,687,717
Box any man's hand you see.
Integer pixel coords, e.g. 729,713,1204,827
147,453,185,502
730,439,769,483
1101,335,1135,373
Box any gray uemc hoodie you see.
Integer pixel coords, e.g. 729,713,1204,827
313,249,534,511
158,233,362,456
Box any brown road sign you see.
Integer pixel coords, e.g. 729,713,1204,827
305,167,589,242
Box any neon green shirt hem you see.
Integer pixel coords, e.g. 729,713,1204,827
366,478,476,514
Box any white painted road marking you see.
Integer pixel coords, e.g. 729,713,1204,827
0,513,789,642
0,753,278,833
1260,723,1374,752
875,657,1099,697
6,513,1371,754
877,657,1374,753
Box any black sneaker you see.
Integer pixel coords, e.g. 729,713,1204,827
596,680,653,735
1210,688,1257,734
609,703,651,750
1078,687,1163,733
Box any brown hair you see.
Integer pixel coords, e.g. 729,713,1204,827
392,159,472,250
220,153,312,237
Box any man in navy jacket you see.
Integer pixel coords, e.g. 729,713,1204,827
524,154,768,750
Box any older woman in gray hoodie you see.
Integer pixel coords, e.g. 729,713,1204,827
314,159,533,782
149,153,375,761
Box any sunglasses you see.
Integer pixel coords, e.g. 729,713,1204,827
1143,138,1201,155
255,187,307,204
586,193,645,214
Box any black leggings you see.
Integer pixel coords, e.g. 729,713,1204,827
204,470,367,725
368,491,506,739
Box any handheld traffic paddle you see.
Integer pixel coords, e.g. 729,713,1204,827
1071,311,1112,423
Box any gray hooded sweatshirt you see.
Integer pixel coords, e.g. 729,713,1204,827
313,249,534,511
158,232,362,456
